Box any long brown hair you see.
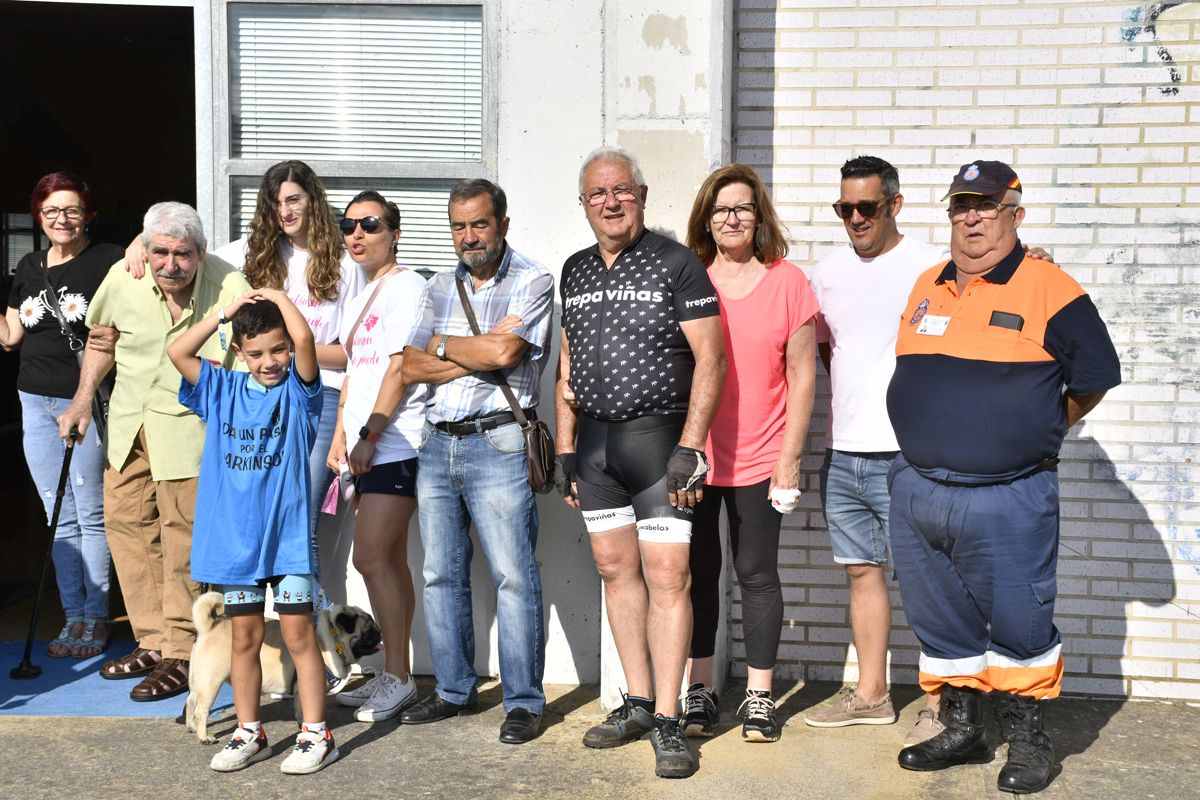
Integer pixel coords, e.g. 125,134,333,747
243,160,343,302
686,163,788,265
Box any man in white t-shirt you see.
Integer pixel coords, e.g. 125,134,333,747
803,156,947,743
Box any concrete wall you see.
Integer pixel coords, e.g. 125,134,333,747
319,0,731,693
733,0,1200,701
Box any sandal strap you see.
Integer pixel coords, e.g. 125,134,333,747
102,648,161,675
140,658,189,694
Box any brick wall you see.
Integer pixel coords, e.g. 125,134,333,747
731,0,1200,701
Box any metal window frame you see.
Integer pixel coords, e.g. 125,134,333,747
200,0,496,245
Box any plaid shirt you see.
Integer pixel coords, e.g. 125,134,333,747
407,244,554,424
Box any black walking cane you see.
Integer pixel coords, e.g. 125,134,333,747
11,427,79,680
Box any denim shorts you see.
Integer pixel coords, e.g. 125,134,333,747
219,574,315,616
819,449,897,566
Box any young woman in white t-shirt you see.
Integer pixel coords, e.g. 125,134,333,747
325,191,427,722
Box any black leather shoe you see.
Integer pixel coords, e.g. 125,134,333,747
898,685,991,771
499,707,542,744
994,692,1055,794
400,691,479,724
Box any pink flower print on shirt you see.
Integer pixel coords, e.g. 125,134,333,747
363,313,379,332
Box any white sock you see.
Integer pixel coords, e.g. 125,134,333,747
304,721,327,734
238,721,261,734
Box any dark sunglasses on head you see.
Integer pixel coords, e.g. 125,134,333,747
339,216,383,235
831,199,890,220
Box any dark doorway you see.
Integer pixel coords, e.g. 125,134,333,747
0,0,195,599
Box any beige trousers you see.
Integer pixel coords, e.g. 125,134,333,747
104,428,199,659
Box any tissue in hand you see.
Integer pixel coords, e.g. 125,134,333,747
769,487,801,514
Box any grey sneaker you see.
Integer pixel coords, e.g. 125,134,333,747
804,687,897,728
649,715,697,778
682,683,719,737
334,673,379,708
354,672,417,722
583,694,656,749
210,726,271,772
904,707,945,746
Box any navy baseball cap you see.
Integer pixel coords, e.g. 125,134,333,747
942,161,1022,200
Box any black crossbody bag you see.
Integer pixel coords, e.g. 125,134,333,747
454,278,555,494
40,258,112,441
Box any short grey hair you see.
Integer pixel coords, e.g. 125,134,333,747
578,146,646,195
141,201,207,255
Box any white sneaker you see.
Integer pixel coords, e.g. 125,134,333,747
280,726,339,775
334,673,380,708
354,671,417,722
210,726,270,772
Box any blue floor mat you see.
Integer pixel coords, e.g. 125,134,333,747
0,640,232,718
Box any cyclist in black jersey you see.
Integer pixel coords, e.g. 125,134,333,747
554,146,726,780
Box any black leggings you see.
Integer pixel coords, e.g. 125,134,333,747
688,478,783,670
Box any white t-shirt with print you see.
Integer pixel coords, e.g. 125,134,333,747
809,235,949,452
338,268,428,466
212,237,365,391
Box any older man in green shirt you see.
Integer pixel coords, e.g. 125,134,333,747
60,201,249,701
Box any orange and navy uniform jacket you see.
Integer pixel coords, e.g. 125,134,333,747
886,241,1121,482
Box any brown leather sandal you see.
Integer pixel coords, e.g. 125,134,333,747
99,647,161,680
130,658,189,702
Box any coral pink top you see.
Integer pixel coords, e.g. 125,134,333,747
705,259,820,486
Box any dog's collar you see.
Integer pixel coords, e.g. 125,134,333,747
324,619,355,693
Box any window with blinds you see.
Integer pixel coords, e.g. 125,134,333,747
230,177,459,272
229,4,483,162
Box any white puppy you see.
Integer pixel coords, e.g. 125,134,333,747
185,591,382,743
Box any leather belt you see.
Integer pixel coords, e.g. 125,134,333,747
433,409,534,436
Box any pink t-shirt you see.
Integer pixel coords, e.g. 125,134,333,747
705,259,820,486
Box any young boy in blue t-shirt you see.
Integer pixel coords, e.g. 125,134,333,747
169,288,334,774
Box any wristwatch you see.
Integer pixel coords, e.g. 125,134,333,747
359,426,379,443
217,307,228,325
435,334,450,361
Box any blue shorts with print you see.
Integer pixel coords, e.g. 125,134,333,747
219,574,316,616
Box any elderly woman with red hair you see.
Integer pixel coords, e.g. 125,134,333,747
0,172,123,658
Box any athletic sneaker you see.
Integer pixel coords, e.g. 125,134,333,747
354,671,417,722
682,683,719,737
210,726,270,772
280,726,339,775
738,689,781,743
334,673,380,708
649,715,697,778
903,707,945,746
582,693,656,748
804,687,897,728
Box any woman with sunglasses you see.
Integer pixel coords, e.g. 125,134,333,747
325,191,428,723
680,164,819,742
1,172,123,658
127,161,364,573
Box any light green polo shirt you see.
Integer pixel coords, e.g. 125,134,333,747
86,256,251,480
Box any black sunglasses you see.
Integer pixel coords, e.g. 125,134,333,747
339,216,383,235
831,199,891,220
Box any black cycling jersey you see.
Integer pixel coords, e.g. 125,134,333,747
560,228,719,421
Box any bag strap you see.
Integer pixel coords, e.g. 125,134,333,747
39,255,86,360
343,265,403,360
454,277,530,428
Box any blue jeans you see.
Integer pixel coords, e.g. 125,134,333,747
307,386,340,575
19,391,110,619
416,420,545,714
820,449,896,566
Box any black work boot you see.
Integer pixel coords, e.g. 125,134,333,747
898,685,991,771
994,692,1055,794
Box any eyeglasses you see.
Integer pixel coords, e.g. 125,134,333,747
276,193,307,212
710,203,757,223
948,200,1017,222
40,206,86,221
339,216,383,235
581,184,639,206
832,199,891,220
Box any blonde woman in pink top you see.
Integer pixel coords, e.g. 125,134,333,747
682,164,818,743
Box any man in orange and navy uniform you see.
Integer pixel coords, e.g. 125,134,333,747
885,161,1120,795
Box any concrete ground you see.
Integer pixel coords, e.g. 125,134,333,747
2,675,1197,800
